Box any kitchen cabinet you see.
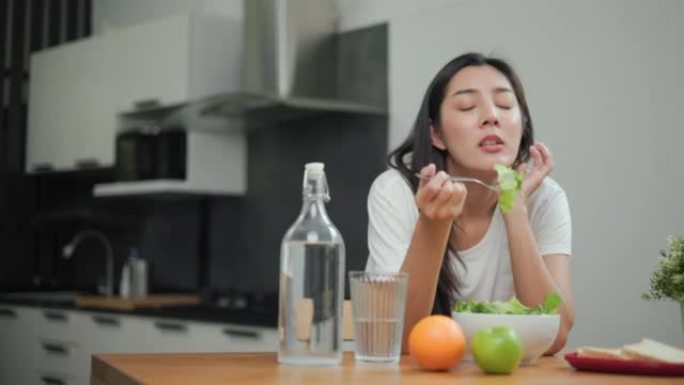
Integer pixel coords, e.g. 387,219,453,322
26,35,112,172
0,306,37,385
105,12,241,114
83,313,150,355
0,307,92,385
26,12,242,173
0,305,277,385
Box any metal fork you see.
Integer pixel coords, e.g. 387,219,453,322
414,173,500,192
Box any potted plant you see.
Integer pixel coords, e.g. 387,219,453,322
643,236,684,333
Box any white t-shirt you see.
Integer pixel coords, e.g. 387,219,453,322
365,168,572,302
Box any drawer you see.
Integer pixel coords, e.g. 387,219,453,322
140,319,196,352
32,339,89,379
220,325,278,352
0,363,34,385
85,313,149,354
32,310,88,342
191,323,278,353
32,370,86,385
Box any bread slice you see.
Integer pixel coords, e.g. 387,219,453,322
577,346,629,360
621,339,684,364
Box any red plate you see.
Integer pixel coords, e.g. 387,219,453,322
564,352,684,376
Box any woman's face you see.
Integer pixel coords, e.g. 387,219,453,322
432,65,524,178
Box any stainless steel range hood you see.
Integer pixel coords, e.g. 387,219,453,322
156,0,387,124
95,0,386,198
243,0,340,104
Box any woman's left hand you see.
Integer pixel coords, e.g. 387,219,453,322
517,142,554,199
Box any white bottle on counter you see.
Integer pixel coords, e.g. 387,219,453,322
119,262,131,298
128,248,148,298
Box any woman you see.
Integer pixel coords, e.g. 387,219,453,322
366,53,574,354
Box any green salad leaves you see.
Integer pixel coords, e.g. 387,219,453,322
494,164,523,213
453,293,562,315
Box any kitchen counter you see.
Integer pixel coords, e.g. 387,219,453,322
1,295,280,385
91,351,683,385
0,296,277,327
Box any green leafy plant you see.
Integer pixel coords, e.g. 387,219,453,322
494,164,523,213
453,293,562,315
642,236,684,303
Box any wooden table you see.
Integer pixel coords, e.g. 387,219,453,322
91,352,683,385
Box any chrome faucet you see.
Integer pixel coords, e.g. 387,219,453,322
62,230,115,297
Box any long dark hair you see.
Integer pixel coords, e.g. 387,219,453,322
388,52,534,314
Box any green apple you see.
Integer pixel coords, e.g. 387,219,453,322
470,326,523,374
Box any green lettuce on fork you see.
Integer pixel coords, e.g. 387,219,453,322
494,164,523,213
454,293,562,315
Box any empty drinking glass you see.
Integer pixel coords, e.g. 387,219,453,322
349,271,409,364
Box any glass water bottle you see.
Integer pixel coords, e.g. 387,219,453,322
278,162,345,366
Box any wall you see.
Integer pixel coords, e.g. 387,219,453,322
92,0,242,33
342,0,684,348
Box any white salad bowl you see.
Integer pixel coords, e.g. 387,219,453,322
452,311,560,365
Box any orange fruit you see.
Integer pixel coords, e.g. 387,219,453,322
408,315,466,370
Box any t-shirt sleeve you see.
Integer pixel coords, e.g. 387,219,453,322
366,172,417,273
530,187,572,257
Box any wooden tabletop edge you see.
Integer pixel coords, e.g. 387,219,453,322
91,354,141,385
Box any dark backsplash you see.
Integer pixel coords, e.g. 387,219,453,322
5,112,387,297
0,0,94,291
230,113,388,294
172,113,387,295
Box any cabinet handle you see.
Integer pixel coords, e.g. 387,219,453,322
133,98,162,110
154,321,188,333
223,328,259,339
92,315,121,327
0,308,18,318
40,375,66,385
43,311,68,322
74,158,100,169
42,342,69,356
31,163,54,172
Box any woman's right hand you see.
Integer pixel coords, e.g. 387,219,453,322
415,164,467,223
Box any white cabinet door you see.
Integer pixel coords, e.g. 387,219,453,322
141,318,201,352
107,14,190,112
105,12,242,114
0,306,39,385
84,312,150,355
193,323,278,353
27,36,115,172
